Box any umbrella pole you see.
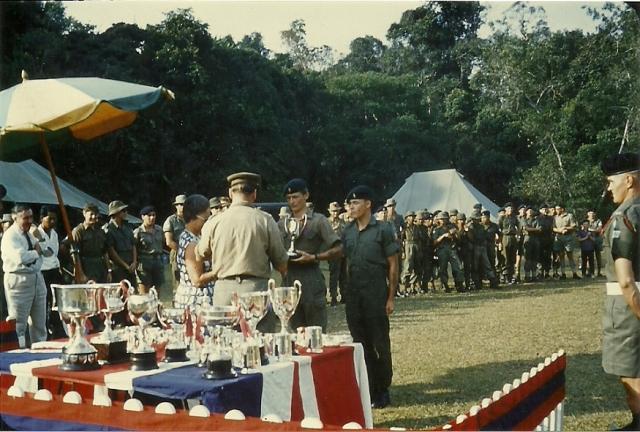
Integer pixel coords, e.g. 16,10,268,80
39,132,84,283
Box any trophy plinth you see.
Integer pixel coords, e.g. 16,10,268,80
52,284,102,371
92,282,129,363
130,351,159,371
127,288,159,371
93,339,128,364
159,307,189,363
164,347,189,362
203,353,235,380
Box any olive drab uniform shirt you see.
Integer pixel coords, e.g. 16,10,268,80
196,202,289,280
342,218,399,317
603,196,640,283
72,223,108,281
278,211,340,305
104,219,135,264
134,224,164,258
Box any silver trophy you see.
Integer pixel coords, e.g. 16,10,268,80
92,281,129,363
127,287,160,371
159,306,189,362
237,291,271,341
269,279,301,335
284,214,307,259
199,304,240,379
51,284,101,371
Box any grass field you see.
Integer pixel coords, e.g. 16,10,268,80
325,279,629,431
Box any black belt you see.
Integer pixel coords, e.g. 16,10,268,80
220,275,263,282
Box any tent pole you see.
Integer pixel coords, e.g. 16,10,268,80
39,132,84,283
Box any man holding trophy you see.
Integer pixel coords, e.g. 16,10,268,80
278,178,342,332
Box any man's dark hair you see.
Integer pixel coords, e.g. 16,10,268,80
231,183,256,195
183,194,210,223
40,205,56,220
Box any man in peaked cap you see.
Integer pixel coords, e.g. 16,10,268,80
327,201,347,306
341,185,399,409
599,152,640,431
104,200,137,288
197,172,288,333
163,194,186,286
278,178,342,331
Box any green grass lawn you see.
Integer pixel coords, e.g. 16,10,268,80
325,279,629,431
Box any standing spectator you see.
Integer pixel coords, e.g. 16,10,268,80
586,210,604,277
599,152,640,431
327,201,346,306
104,201,137,286
208,197,223,219
577,220,596,278
481,210,500,279
134,206,165,294
497,203,520,285
553,204,580,280
431,212,464,292
163,195,186,286
72,203,110,284
537,204,554,279
455,213,473,291
521,207,542,282
34,206,66,339
401,211,419,296
1,205,47,348
341,185,399,409
174,195,215,309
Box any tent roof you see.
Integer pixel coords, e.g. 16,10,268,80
391,169,500,218
0,159,140,223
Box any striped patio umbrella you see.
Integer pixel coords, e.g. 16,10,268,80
0,72,174,281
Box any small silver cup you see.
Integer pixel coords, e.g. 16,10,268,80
305,326,323,352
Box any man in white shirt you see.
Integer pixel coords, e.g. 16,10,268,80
34,206,66,339
1,205,47,347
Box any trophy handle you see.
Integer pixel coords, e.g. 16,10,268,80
293,280,302,294
149,286,158,300
268,278,276,291
120,279,132,299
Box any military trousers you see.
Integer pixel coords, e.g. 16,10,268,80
472,246,496,287
4,272,47,348
523,237,540,275
419,250,434,289
458,247,473,288
501,235,518,280
539,237,553,272
346,296,392,397
328,257,346,301
401,242,420,289
436,247,464,289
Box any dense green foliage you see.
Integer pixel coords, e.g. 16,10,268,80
1,2,638,219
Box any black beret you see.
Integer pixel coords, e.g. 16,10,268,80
283,178,308,196
518,204,527,210
601,152,639,176
0,184,6,200
481,210,491,216
503,202,513,208
140,205,155,216
346,185,374,202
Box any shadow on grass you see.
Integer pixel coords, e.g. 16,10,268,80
376,352,625,429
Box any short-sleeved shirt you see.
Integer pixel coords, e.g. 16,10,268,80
431,224,455,249
104,219,135,262
497,215,519,235
134,224,164,257
72,223,107,258
554,213,576,233
603,196,640,282
278,211,340,304
196,202,289,279
162,214,185,244
342,217,399,316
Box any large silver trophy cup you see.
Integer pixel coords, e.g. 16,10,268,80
92,281,129,363
127,287,159,371
238,291,271,370
284,214,307,259
199,305,240,379
52,284,101,371
159,306,189,363
268,279,301,360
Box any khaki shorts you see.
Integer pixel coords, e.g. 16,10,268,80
602,295,640,377
554,234,575,253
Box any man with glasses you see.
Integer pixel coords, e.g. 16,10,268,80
342,186,399,409
104,200,137,287
163,194,186,286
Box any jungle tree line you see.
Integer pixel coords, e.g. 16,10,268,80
1,2,638,219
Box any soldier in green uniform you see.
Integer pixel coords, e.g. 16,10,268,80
431,212,464,292
455,213,473,291
384,199,404,241
481,210,500,280
468,210,498,289
514,205,527,283
497,203,520,285
327,201,346,306
163,195,186,285
600,152,640,431
587,209,604,277
415,211,431,293
134,206,164,294
537,204,554,279
104,200,137,287
553,204,580,280
341,185,399,409
521,206,542,282
401,211,418,296
278,179,342,331
72,203,110,284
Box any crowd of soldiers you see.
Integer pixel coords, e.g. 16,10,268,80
355,200,605,296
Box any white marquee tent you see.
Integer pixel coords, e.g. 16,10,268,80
0,159,140,223
391,169,500,218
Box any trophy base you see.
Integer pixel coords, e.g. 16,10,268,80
203,359,235,380
129,351,159,371
60,347,101,371
287,252,301,260
163,347,189,363
92,340,128,364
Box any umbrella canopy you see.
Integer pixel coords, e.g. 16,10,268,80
0,76,174,161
